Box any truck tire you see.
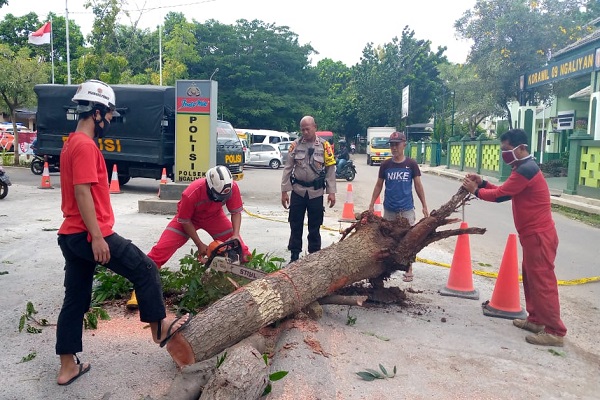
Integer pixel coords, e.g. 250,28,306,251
367,155,371,166
118,174,131,186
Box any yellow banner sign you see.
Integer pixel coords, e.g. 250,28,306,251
524,50,597,89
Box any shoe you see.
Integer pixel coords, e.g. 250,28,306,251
402,272,414,282
126,290,138,310
289,251,300,264
513,319,544,333
525,331,564,347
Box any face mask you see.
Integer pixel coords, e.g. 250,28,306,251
501,144,531,165
93,113,111,139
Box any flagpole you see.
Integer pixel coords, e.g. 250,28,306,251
159,24,163,86
50,16,55,84
65,0,71,84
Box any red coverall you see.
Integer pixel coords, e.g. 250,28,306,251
147,178,250,267
476,158,566,337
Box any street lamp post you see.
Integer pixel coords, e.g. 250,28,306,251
210,68,219,81
451,90,455,138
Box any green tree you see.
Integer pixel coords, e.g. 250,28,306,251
190,19,320,131
0,45,49,165
45,13,86,84
313,58,359,140
77,0,126,82
438,63,501,139
0,12,41,51
455,0,597,127
353,27,446,136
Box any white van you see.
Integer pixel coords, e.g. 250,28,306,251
242,129,290,145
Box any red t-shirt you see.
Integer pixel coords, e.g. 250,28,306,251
58,132,115,237
176,178,243,226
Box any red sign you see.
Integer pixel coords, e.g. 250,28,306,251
18,131,37,155
176,97,210,113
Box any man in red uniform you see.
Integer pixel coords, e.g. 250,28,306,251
127,166,250,307
463,129,566,347
56,80,189,386
149,165,250,265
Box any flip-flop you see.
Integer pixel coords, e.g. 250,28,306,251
402,273,414,282
58,362,91,386
159,316,191,348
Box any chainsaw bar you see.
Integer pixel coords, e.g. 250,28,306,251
209,257,267,280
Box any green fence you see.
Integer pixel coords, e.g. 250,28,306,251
567,134,600,199
404,135,600,199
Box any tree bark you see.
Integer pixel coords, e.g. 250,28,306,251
168,186,485,366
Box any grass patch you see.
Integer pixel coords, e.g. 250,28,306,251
551,204,600,228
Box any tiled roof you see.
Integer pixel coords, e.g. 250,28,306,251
552,28,600,59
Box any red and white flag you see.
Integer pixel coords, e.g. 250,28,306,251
28,22,51,45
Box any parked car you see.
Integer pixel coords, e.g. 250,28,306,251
240,138,251,163
247,143,282,169
277,140,294,164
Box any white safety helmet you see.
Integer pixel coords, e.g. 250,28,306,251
72,79,119,115
206,165,233,202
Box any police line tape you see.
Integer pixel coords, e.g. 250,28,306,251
242,208,600,286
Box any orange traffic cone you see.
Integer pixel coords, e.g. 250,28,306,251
38,161,54,189
109,164,121,194
482,234,527,319
373,195,383,217
339,183,356,222
439,221,479,300
158,167,168,197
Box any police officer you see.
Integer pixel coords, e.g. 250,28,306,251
281,116,336,263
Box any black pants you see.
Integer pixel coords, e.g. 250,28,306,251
56,232,166,355
288,191,324,254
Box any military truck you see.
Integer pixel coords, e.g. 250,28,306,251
34,84,244,185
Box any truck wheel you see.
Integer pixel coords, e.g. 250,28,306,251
269,159,281,169
367,155,371,165
118,175,131,186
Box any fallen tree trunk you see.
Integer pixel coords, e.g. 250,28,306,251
168,186,485,366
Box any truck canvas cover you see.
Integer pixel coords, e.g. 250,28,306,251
34,84,175,165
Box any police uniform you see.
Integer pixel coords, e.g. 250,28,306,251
281,136,336,259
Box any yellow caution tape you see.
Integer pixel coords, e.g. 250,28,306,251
243,208,600,286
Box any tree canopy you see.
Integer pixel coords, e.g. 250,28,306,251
455,0,600,126
3,0,600,141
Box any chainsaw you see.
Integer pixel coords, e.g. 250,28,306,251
204,239,266,280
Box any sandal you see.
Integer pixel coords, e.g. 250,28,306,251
402,272,414,282
159,315,191,348
58,354,91,386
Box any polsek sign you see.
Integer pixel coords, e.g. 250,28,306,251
174,80,217,182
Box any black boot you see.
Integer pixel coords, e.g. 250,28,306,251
289,251,300,264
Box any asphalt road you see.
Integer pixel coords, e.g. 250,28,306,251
1,160,599,399
5,156,599,298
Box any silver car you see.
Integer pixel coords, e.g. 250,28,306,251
247,143,283,169
277,141,294,164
